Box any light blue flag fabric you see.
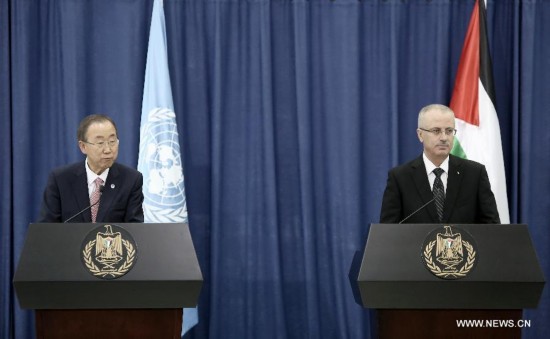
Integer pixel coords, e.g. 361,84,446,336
137,0,198,336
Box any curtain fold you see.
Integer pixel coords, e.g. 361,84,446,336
519,3,550,337
1,0,13,337
2,0,549,338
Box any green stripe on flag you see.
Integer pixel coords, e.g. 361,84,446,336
451,139,467,159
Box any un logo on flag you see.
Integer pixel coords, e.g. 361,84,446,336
138,108,187,223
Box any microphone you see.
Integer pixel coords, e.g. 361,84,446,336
398,198,435,224
64,185,105,223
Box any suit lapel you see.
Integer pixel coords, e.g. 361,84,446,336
411,156,439,223
96,163,119,223
71,162,92,222
442,155,464,223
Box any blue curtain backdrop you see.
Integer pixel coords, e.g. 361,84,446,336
1,0,549,338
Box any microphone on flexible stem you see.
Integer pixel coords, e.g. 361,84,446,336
398,198,435,224
64,185,105,223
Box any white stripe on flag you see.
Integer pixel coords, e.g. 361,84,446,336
455,81,510,223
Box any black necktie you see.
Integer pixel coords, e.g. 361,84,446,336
433,168,445,222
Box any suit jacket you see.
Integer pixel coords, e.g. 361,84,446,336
379,154,500,224
38,161,144,223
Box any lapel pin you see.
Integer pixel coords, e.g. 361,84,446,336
111,184,115,189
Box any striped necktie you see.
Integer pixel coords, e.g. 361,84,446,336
90,177,104,223
432,168,445,222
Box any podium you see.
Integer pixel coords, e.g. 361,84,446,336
356,224,545,338
13,223,203,338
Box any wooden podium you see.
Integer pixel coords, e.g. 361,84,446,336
355,224,545,339
14,223,203,339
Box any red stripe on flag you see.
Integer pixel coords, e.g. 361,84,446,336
449,0,480,126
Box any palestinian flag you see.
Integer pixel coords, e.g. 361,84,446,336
450,0,510,223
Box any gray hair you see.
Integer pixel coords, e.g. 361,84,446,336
417,104,455,128
77,114,118,142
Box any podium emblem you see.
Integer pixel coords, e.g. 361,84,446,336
421,225,477,279
81,224,137,280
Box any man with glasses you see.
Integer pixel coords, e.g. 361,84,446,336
38,114,144,223
379,104,500,224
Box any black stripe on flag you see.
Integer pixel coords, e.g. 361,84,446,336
478,0,496,105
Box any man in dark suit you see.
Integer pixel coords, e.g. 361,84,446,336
380,104,500,224
38,114,144,223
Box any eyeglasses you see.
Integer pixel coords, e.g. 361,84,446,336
83,139,119,149
419,128,457,136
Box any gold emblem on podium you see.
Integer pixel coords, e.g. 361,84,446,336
81,224,137,279
421,225,477,280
